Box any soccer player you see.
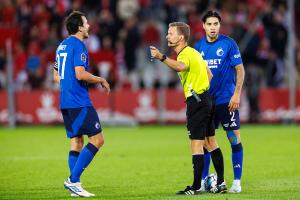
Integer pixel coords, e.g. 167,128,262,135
53,11,110,197
150,22,226,195
194,10,245,193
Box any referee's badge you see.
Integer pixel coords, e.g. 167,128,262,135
216,48,224,56
81,53,87,62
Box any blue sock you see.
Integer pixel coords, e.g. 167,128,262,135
70,143,99,183
68,151,80,173
231,143,243,180
202,148,210,180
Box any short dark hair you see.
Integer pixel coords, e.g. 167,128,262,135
65,11,85,35
202,10,222,23
169,22,190,42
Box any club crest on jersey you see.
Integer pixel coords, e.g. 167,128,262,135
216,48,224,57
81,53,87,62
95,122,100,129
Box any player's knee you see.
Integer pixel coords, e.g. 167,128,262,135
97,137,104,147
205,136,219,151
90,133,104,148
226,130,240,145
191,139,205,154
71,137,84,151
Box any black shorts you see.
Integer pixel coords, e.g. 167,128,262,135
186,91,215,140
61,106,102,138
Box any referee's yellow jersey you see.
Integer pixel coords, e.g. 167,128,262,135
177,46,209,99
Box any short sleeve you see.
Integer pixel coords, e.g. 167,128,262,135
177,53,190,70
229,40,243,67
73,43,87,67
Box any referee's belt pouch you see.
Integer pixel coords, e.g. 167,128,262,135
191,90,208,103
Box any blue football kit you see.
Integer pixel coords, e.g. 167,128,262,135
55,36,102,138
194,34,242,130
55,36,92,109
195,34,244,182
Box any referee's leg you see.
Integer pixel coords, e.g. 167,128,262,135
190,139,205,190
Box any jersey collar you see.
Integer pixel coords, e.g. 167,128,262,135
205,34,221,44
177,45,188,55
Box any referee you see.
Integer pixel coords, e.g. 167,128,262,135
150,22,226,195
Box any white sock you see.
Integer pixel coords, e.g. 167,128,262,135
233,179,241,186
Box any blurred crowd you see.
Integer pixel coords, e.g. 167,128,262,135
0,0,300,97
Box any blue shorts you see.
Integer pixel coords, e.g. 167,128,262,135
61,106,102,138
214,103,240,131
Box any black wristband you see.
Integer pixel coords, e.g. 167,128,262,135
160,54,167,62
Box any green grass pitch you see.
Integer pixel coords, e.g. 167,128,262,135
0,124,300,200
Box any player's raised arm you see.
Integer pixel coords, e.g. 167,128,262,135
75,66,110,94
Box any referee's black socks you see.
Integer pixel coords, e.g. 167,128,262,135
211,148,225,185
192,154,204,190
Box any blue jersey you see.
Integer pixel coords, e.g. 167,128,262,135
55,36,92,109
194,34,243,105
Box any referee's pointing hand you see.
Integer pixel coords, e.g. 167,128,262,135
150,46,163,60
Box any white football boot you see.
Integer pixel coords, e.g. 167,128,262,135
199,179,207,192
64,178,95,197
71,191,95,197
70,192,79,197
229,180,242,193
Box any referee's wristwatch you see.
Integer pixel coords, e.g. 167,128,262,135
160,54,167,62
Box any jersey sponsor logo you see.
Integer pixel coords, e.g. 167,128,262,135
234,53,241,58
81,53,87,62
205,59,222,65
216,48,224,56
230,122,237,127
205,59,221,69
